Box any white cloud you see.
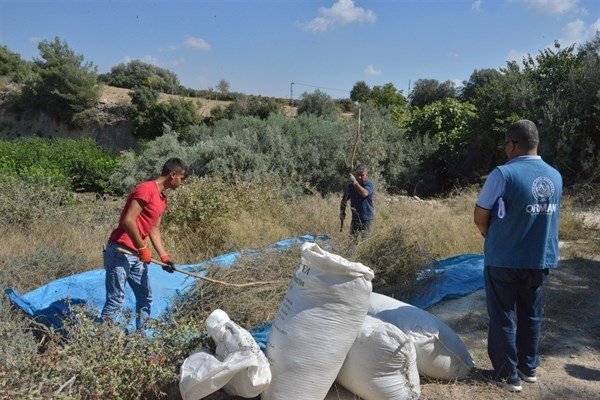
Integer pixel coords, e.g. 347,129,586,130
301,0,376,33
555,18,600,48
448,52,459,58
563,19,585,41
29,36,42,43
169,57,185,67
588,19,600,39
472,0,482,12
183,35,211,51
364,64,381,75
519,0,580,14
506,49,528,64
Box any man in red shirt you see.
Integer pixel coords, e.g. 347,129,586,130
101,158,188,330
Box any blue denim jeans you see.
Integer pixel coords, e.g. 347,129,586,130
484,265,549,381
101,241,152,330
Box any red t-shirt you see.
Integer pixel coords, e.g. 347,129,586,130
109,180,167,250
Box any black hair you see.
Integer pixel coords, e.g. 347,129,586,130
161,158,189,177
506,120,539,151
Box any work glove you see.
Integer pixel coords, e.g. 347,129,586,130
160,254,176,273
138,246,152,264
349,174,357,185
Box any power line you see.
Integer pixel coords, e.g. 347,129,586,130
292,82,350,93
290,82,351,106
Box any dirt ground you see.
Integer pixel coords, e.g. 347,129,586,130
205,239,599,400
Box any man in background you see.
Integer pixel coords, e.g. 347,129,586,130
340,164,374,239
474,120,562,392
101,157,189,330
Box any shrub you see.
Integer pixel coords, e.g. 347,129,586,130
132,98,201,140
0,138,122,194
0,177,76,227
297,90,340,118
0,311,206,399
99,59,181,94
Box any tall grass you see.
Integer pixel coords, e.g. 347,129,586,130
1,178,594,399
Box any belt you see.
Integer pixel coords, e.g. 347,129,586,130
108,240,138,254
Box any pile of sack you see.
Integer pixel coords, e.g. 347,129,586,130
180,242,474,400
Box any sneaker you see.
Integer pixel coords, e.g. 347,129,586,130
518,368,537,383
481,371,523,392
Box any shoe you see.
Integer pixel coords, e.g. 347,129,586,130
481,370,523,392
518,368,537,383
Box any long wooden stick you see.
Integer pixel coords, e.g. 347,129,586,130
341,106,362,232
116,247,284,288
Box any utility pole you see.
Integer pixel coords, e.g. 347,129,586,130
408,79,411,95
290,82,294,107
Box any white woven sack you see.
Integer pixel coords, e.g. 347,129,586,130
262,242,374,400
179,348,249,400
337,315,421,400
206,309,272,397
369,292,474,380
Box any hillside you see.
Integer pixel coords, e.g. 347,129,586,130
0,84,298,152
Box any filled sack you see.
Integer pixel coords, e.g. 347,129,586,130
206,309,271,397
337,315,421,400
369,292,474,380
262,242,374,400
179,309,271,400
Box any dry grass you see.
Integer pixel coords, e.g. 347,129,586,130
1,179,597,400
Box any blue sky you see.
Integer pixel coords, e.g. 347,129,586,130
1,0,599,98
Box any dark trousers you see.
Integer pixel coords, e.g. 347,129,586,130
484,265,549,381
350,218,372,239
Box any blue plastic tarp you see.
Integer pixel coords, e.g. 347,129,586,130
249,253,484,349
404,253,485,309
5,234,326,330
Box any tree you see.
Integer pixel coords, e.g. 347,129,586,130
461,69,502,101
20,37,100,123
0,45,31,82
217,79,230,95
350,80,371,103
99,60,181,94
367,83,406,109
297,90,340,118
409,79,457,108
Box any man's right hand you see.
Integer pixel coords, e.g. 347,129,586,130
138,246,152,263
349,174,357,185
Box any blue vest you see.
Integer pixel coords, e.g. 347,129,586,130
484,158,562,269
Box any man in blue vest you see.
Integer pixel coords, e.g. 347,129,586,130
340,164,374,239
474,120,562,392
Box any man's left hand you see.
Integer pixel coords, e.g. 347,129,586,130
349,174,357,185
160,254,176,273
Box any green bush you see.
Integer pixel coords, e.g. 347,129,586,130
297,90,340,118
99,60,181,94
0,310,206,399
132,98,201,140
0,138,122,194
